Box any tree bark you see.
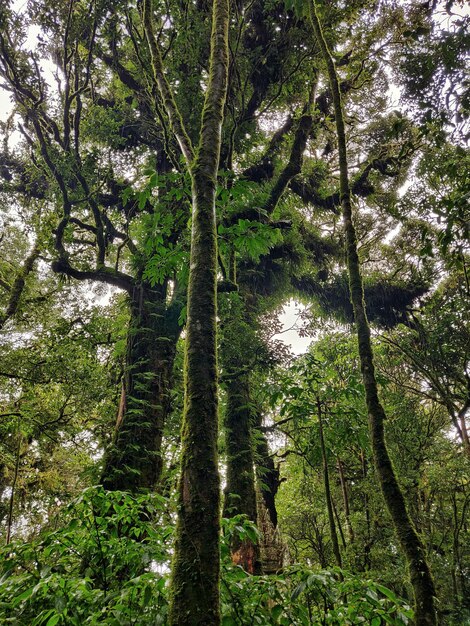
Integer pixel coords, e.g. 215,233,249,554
254,409,280,529
101,283,180,491
317,399,342,569
310,4,437,624
220,289,261,573
223,376,261,574
337,457,355,543
144,0,230,621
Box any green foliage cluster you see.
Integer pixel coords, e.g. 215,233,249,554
221,564,412,626
0,487,170,626
270,329,470,624
0,487,413,626
219,219,282,264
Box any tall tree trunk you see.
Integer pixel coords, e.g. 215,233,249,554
310,4,437,624
254,409,280,529
101,283,180,491
317,399,342,569
169,170,221,621
223,375,261,574
220,290,261,573
337,457,355,543
142,0,229,621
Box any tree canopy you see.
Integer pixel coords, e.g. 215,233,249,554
0,0,468,624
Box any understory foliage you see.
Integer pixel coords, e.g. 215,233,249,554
0,487,413,626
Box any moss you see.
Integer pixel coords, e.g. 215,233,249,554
294,272,427,328
223,376,261,574
168,0,229,621
254,412,280,529
0,245,40,329
265,103,316,214
223,379,257,521
168,177,220,624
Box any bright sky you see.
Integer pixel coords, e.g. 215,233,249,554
274,300,312,355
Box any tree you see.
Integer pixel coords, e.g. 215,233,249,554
0,0,190,492
309,2,437,623
142,0,230,620
0,1,468,624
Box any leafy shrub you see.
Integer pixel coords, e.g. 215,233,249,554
221,562,413,626
0,487,170,625
0,488,412,625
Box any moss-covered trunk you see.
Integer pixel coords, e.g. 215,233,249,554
169,169,220,623
166,0,229,622
101,283,180,491
224,379,257,523
223,376,261,573
310,4,437,624
219,289,261,573
254,409,280,529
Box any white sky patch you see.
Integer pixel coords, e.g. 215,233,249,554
273,300,311,355
383,223,401,244
0,90,13,122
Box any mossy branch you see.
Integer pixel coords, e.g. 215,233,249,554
264,80,317,215
142,0,194,165
0,244,40,329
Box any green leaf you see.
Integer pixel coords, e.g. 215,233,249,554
121,186,134,204
243,524,259,544
271,604,283,620
376,583,401,603
13,586,34,605
138,188,150,210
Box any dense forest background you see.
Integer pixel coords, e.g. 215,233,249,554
0,0,468,624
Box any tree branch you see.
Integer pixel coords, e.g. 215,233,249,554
0,244,40,329
142,0,194,164
264,80,318,215
51,257,135,293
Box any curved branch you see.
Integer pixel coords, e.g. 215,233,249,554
142,0,194,164
0,244,40,329
51,257,135,293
